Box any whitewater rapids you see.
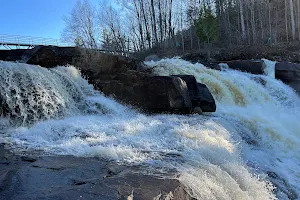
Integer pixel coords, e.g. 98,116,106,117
1,59,299,199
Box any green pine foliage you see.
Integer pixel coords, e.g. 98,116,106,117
195,5,218,44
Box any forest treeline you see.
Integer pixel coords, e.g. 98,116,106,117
61,0,300,54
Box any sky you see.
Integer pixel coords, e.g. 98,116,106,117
0,0,99,40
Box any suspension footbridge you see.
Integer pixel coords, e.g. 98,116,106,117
0,34,73,49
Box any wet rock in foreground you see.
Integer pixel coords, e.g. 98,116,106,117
0,151,194,200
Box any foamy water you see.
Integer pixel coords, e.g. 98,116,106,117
1,60,300,199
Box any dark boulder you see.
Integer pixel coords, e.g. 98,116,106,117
204,62,222,71
97,71,192,114
275,62,300,94
26,46,79,67
286,80,300,94
97,71,217,114
145,76,192,113
226,60,265,74
197,83,217,112
275,62,300,82
0,49,26,61
172,75,216,112
172,75,201,108
181,53,207,63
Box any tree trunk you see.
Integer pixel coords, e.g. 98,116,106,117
182,30,185,53
268,0,272,40
274,1,278,44
168,0,173,46
259,3,264,42
163,0,168,48
149,5,154,46
285,0,289,42
151,0,158,44
133,0,145,50
246,8,251,45
140,0,151,48
290,0,296,40
226,3,232,45
239,0,246,41
158,0,163,44
250,0,256,44
297,0,300,40
190,27,193,50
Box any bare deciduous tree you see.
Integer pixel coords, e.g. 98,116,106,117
62,0,97,48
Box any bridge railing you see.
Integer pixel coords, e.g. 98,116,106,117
0,34,73,47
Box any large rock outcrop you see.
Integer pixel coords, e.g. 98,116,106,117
71,50,216,114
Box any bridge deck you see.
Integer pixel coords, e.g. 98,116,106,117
0,34,72,48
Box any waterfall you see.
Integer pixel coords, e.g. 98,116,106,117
1,60,299,199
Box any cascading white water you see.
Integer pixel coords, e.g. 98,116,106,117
0,61,96,125
1,60,299,199
145,58,300,199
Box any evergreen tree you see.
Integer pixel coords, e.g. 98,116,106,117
195,4,218,44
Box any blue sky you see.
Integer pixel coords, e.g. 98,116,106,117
0,0,98,40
